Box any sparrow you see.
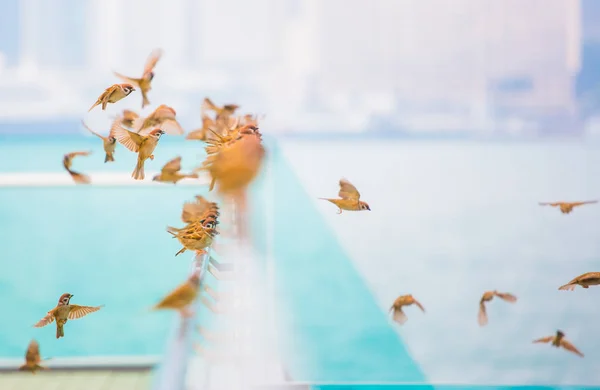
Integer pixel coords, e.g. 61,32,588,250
478,290,517,326
33,293,104,339
389,294,425,325
81,120,116,163
539,200,598,214
201,97,239,120
18,339,48,373
181,195,220,224
558,272,600,291
63,151,92,184
132,104,184,135
119,109,140,129
152,156,199,184
113,48,163,108
167,217,219,256
186,115,216,141
533,330,584,357
152,271,201,317
320,178,371,214
111,122,165,180
88,83,135,112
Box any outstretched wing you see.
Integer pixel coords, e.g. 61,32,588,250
111,122,145,152
144,48,163,74
159,119,185,135
161,156,182,174
81,120,105,140
413,299,426,312
538,202,558,207
67,304,104,320
495,292,517,303
560,339,584,357
478,302,488,326
338,178,360,201
532,336,554,344
113,71,141,88
391,308,407,325
66,151,92,160
570,200,598,207
33,311,55,328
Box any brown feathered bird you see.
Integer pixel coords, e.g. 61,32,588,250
186,115,216,141
539,200,598,214
119,109,140,129
152,156,199,184
201,97,239,120
477,290,517,326
167,217,219,256
558,272,600,291
389,294,425,325
63,151,92,184
181,195,220,224
533,330,584,357
152,272,201,317
113,48,163,108
320,178,371,214
133,104,184,136
111,122,165,180
33,293,104,339
18,339,48,373
88,83,135,112
81,120,116,163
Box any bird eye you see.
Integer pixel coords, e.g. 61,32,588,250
205,222,214,229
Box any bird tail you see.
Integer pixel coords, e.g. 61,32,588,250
318,197,334,203
88,101,99,112
175,247,186,256
558,283,576,291
68,170,91,185
142,91,150,108
104,153,115,163
478,302,488,326
56,323,64,339
166,226,179,235
132,158,145,180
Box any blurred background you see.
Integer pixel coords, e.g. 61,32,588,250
1,0,600,389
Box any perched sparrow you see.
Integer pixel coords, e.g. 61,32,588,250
186,115,216,141
18,339,48,373
119,109,140,129
114,48,163,108
63,151,92,184
152,156,199,184
81,120,116,163
320,178,371,214
167,217,219,256
389,294,425,325
533,330,584,357
478,290,517,326
558,272,600,291
88,83,135,112
133,104,184,135
201,97,239,119
181,195,220,224
539,200,598,214
111,122,165,180
152,272,201,317
33,293,104,339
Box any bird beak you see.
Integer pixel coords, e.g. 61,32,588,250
69,294,74,298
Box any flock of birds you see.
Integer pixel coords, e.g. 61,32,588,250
20,49,265,373
16,47,600,374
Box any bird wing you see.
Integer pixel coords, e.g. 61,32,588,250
81,120,105,140
181,197,211,223
558,283,577,291
67,304,104,320
33,310,55,328
25,340,40,363
391,308,408,325
201,97,219,114
478,302,488,326
111,122,145,152
570,200,598,207
532,336,554,344
338,178,360,201
538,202,558,206
144,48,163,74
161,156,182,174
154,282,197,309
495,292,517,303
560,339,584,357
113,71,141,88
66,151,92,159
202,115,215,129
413,299,425,312
159,118,185,135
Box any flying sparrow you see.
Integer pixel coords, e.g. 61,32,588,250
33,293,104,339
111,122,165,180
119,109,140,129
63,151,92,184
186,115,216,141
88,83,135,112
201,97,239,119
152,271,201,317
558,272,600,291
18,339,49,373
152,156,199,184
389,294,425,325
81,120,116,163
132,104,184,135
181,195,220,224
114,48,163,108
320,178,371,214
167,217,219,256
533,330,584,357
539,200,598,214
478,290,517,326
